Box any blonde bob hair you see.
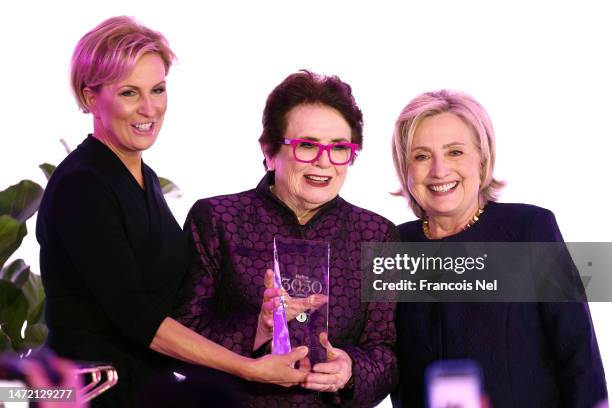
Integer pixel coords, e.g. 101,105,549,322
70,16,175,112
392,89,505,219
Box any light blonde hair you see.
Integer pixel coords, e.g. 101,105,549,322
392,90,505,219
70,16,176,112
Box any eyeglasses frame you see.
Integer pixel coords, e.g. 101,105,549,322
282,138,359,165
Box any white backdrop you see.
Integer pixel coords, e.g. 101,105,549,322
1,1,610,405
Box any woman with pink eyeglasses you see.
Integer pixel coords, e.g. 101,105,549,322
174,70,399,407
36,16,308,407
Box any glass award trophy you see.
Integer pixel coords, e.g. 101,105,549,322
272,236,330,367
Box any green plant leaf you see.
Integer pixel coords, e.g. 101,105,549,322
0,279,28,351
0,180,44,222
1,260,46,324
0,259,30,287
27,299,45,325
21,271,45,324
0,260,45,326
158,177,182,198
0,327,13,353
39,163,57,181
23,323,48,350
0,215,27,270
60,139,72,154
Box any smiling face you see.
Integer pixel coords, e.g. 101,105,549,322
265,104,352,217
408,112,482,222
84,52,167,158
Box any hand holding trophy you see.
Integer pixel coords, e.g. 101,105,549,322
264,237,331,369
255,269,328,352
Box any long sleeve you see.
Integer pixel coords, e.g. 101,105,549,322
172,181,400,406
341,301,398,407
37,137,190,407
49,170,165,347
540,301,607,407
173,200,259,356
339,226,399,407
531,209,608,407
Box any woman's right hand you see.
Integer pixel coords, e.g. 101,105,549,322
254,269,282,351
254,269,328,351
245,346,309,387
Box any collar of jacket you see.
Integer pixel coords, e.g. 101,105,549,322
255,170,342,226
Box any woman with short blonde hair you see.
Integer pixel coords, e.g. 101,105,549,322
38,16,307,407
392,89,505,219
390,89,607,407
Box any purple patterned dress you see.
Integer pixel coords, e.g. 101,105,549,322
173,172,399,407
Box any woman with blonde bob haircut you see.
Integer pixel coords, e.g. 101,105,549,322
37,16,307,407
392,90,505,220
70,17,176,113
390,90,607,407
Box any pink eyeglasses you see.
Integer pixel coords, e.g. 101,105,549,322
282,138,359,165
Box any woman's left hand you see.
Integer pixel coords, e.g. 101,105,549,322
254,269,280,351
302,332,352,393
254,269,328,351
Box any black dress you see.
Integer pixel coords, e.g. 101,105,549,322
36,136,189,407
391,202,607,408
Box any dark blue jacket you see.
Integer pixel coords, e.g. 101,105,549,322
392,202,607,408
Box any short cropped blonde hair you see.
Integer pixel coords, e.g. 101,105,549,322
392,90,505,219
70,16,176,112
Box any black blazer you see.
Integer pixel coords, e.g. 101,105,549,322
391,202,607,408
36,136,189,407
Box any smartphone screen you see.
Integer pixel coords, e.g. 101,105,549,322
426,360,483,408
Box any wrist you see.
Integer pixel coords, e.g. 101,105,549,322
242,357,267,383
230,355,257,381
253,329,272,352
338,375,355,401
253,339,272,358
254,316,273,350
342,373,354,390
339,353,354,390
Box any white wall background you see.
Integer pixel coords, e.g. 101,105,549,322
1,1,610,405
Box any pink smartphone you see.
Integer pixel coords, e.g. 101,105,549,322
425,360,483,408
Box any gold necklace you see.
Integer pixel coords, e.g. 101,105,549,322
422,206,485,239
